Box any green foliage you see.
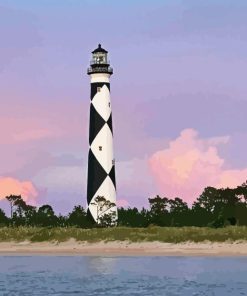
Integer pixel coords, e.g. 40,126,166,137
98,212,117,227
91,195,116,225
36,205,58,227
68,205,91,228
208,214,225,228
0,226,247,243
148,195,170,226
5,195,24,219
118,207,150,227
0,208,8,226
1,181,247,230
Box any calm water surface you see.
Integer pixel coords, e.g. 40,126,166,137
0,256,247,295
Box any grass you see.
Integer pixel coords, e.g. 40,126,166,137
0,226,247,243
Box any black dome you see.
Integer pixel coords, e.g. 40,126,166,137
92,44,108,54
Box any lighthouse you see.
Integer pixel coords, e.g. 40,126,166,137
86,44,117,224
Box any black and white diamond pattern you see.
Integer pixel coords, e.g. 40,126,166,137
91,85,111,121
87,82,117,223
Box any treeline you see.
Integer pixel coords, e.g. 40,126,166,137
0,181,247,228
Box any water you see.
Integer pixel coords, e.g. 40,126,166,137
0,256,247,295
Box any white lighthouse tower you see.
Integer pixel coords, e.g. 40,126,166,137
86,44,117,224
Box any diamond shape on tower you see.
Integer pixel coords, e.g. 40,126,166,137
90,123,113,174
107,113,113,135
87,149,108,203
91,84,111,121
89,104,106,145
91,83,110,99
108,165,116,189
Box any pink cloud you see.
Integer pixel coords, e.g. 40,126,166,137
0,99,87,145
0,177,38,205
12,128,54,142
149,129,247,204
0,118,60,145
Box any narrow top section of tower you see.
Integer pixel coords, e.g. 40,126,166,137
87,44,113,75
92,44,108,54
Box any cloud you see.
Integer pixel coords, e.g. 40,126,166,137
149,128,247,203
0,177,38,204
33,166,85,193
32,165,87,212
12,129,55,142
12,128,246,211
0,117,61,145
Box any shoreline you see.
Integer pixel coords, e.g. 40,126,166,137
1,240,247,256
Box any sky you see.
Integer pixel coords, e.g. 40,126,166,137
0,0,247,214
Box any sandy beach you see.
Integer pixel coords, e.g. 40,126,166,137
0,240,247,256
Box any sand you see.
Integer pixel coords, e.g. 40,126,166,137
0,240,247,256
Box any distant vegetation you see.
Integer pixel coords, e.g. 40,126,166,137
0,181,247,229
1,226,247,243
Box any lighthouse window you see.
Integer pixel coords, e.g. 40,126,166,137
99,146,102,151
112,159,115,165
97,87,101,92
108,102,111,107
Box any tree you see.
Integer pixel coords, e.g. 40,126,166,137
217,188,240,225
36,205,57,226
195,187,219,213
149,195,169,214
0,208,8,226
98,212,117,227
5,195,34,225
169,197,188,214
235,202,247,225
5,195,22,218
208,212,225,228
235,181,247,203
91,196,117,226
118,207,150,227
148,195,169,226
14,197,28,218
168,197,190,226
57,214,68,227
68,205,91,227
191,201,213,226
24,205,37,226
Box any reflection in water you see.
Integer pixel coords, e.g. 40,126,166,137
88,256,118,274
